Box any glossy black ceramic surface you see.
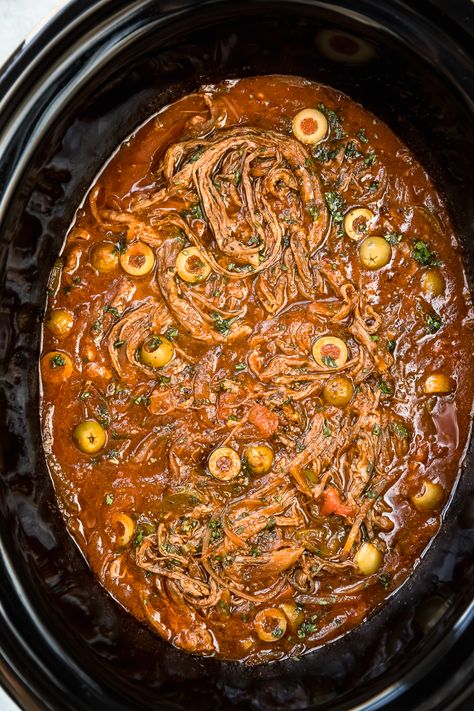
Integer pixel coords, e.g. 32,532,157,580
0,1,473,709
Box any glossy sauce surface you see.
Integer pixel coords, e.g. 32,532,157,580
40,76,474,663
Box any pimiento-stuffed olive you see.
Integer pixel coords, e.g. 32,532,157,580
344,207,374,241
312,336,348,369
254,607,288,642
292,108,328,144
120,241,155,276
176,246,211,283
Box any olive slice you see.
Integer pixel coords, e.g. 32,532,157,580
292,108,328,144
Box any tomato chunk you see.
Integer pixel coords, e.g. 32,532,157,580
320,487,354,517
248,404,279,436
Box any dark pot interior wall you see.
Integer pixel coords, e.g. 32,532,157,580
0,2,474,710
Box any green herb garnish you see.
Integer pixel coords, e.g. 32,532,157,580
412,240,440,267
49,354,66,368
378,380,393,395
318,102,345,139
213,312,237,337
324,191,345,225
427,312,442,333
321,355,337,368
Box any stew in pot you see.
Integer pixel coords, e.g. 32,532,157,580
40,75,474,663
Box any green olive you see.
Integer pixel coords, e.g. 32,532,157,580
40,351,73,384
323,375,354,407
412,480,444,511
344,207,374,241
312,336,348,368
111,512,136,546
292,108,328,145
359,236,392,270
280,602,304,631
140,335,174,368
422,372,453,395
73,419,107,454
176,246,211,284
208,446,241,481
421,269,445,297
354,542,383,575
244,444,274,474
254,607,287,642
120,241,155,276
90,241,119,273
46,309,74,339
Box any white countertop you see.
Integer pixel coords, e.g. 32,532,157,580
1,2,66,707
0,0,65,66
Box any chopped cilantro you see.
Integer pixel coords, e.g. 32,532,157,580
132,395,151,406
385,233,403,245
391,421,409,439
104,493,114,505
357,128,369,143
265,516,276,531
412,240,440,267
103,305,121,319
160,375,171,385
427,312,442,333
209,519,223,541
364,151,377,167
324,191,345,225
146,335,162,350
272,626,285,639
235,362,246,371
372,424,381,436
213,312,237,337
164,327,179,341
113,234,127,254
180,203,204,220
307,205,320,221
79,391,91,400
188,147,205,162
378,573,392,590
49,354,66,368
297,615,318,638
344,141,362,160
314,145,340,162
113,339,124,348
318,102,345,139
233,170,242,187
378,380,393,395
387,339,396,353
134,529,145,547
321,355,337,368
369,180,379,192
322,419,331,438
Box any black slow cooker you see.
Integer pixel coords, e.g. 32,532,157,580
1,1,473,709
